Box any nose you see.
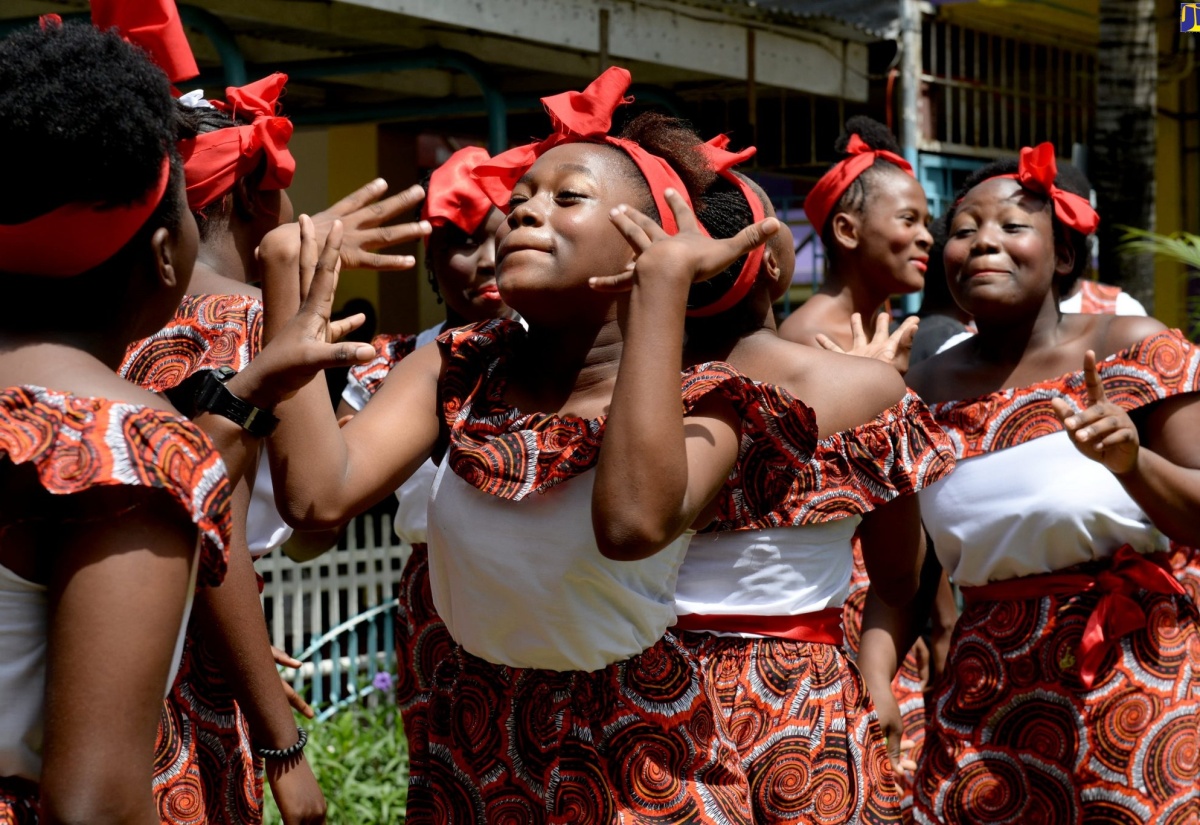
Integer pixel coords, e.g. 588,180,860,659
477,235,496,275
915,222,933,251
970,221,1001,254
508,195,546,228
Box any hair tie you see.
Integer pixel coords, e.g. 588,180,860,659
988,143,1099,235
421,146,495,246
90,0,199,84
803,133,913,235
0,157,170,277
472,67,699,235
178,73,296,211
686,135,765,318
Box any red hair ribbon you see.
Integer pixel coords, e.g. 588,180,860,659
0,157,170,277
421,146,495,244
686,135,766,319
473,67,695,235
803,133,913,235
993,143,1099,235
90,0,199,84
177,73,296,211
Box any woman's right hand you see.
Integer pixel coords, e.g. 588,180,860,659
229,217,375,411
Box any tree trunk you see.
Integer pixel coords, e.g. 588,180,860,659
1093,0,1158,311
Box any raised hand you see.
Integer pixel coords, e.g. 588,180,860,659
1050,350,1139,475
815,312,920,375
590,188,778,293
235,216,376,410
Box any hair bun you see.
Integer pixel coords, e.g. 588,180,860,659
833,116,902,156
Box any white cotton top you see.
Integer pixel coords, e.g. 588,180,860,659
673,519,859,634
1059,290,1148,317
919,431,1167,587
427,462,691,671
0,546,198,781
246,458,293,557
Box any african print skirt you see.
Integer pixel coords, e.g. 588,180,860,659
154,628,264,825
0,777,37,825
682,632,903,825
405,629,753,825
394,544,452,772
914,584,1200,824
844,540,928,820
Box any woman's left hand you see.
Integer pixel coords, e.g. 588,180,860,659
589,188,778,292
1051,350,1139,475
815,312,920,375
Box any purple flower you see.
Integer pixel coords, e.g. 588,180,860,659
372,671,395,693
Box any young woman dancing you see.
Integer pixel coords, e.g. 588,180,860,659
861,143,1200,823
259,67,779,823
0,18,366,824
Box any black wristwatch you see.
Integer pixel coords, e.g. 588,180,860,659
194,366,279,437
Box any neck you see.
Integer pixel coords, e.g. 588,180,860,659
520,313,623,404
195,225,256,286
686,286,776,363
971,294,1063,364
0,330,133,373
818,265,890,319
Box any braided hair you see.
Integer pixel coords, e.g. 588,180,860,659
821,116,908,261
0,20,185,332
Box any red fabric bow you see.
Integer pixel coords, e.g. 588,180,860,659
421,146,495,243
686,135,766,318
472,67,695,235
0,157,170,277
178,73,296,211
803,134,913,235
963,545,1184,690
90,0,199,84
994,143,1099,235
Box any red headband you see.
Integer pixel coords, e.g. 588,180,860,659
0,157,171,278
686,135,766,319
473,67,696,235
177,73,296,211
421,146,495,244
90,0,198,84
803,134,913,235
988,143,1099,235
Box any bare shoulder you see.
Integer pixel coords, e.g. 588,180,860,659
776,312,823,347
772,344,906,436
1098,313,1169,357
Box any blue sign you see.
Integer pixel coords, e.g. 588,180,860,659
1183,4,1200,32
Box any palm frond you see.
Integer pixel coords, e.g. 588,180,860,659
1115,226,1200,269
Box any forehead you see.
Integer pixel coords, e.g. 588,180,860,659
525,142,640,192
956,176,1050,216
866,166,927,207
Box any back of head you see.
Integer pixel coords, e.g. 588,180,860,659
0,20,183,330
174,99,259,240
617,111,715,222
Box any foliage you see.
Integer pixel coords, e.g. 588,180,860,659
1116,226,1200,340
263,698,408,825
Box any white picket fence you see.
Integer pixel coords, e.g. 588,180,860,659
257,511,408,719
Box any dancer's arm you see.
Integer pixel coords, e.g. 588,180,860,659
40,489,196,825
593,191,778,560
858,495,926,607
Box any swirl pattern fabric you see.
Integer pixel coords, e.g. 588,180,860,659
0,387,230,585
405,631,754,825
120,294,264,392
344,332,418,400
915,582,1200,824
0,388,232,821
844,537,928,822
682,631,903,825
681,369,956,531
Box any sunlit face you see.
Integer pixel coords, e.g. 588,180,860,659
495,142,646,324
851,168,933,294
943,176,1068,317
430,208,510,323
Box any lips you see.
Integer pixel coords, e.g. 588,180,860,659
911,258,929,273
498,234,552,261
471,283,502,302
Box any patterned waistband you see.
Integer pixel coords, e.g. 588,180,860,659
672,606,844,645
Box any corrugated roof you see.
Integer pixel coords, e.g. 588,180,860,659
681,0,902,40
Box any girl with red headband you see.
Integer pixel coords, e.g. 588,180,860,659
0,19,372,824
596,134,957,824
860,144,1200,822
330,146,510,768
257,66,779,823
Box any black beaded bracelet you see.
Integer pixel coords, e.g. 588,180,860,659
255,727,308,761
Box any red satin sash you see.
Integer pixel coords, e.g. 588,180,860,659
674,606,844,645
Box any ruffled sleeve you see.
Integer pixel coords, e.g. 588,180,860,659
120,294,264,393
932,328,1200,460
342,332,418,411
684,363,956,531
0,387,231,587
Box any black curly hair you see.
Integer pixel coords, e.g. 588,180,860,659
0,20,185,332
951,155,1092,287
819,116,910,260
615,112,716,224
175,100,267,241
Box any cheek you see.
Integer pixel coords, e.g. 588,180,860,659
443,252,478,289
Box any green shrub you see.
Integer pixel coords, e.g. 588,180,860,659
263,700,408,825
